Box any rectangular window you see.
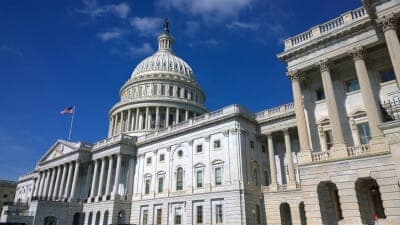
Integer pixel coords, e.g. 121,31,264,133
264,170,270,186
196,144,203,153
216,204,223,224
145,179,150,194
214,140,221,149
256,205,261,224
174,209,182,225
159,154,165,162
250,141,255,149
142,209,148,225
196,205,203,224
379,68,396,83
169,86,173,96
316,88,325,101
345,78,360,92
196,170,203,188
324,130,333,150
158,177,164,193
161,85,165,95
215,167,222,186
156,209,162,225
357,122,371,145
261,145,266,153
146,157,152,165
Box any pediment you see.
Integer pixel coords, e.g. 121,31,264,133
39,140,79,163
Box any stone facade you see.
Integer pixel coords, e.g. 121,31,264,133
2,1,400,225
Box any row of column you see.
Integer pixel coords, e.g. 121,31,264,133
33,160,80,202
89,154,122,201
266,128,296,189
108,107,197,136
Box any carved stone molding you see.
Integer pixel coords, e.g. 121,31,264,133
380,15,398,32
315,59,331,73
286,70,301,81
348,46,366,61
223,130,229,137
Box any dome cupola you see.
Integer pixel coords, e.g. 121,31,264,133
108,19,207,137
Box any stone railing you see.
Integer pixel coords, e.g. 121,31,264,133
137,104,254,143
311,151,331,162
347,144,370,157
262,183,302,193
254,102,294,121
284,7,367,50
93,134,136,150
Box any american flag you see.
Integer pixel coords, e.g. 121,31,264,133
60,106,74,115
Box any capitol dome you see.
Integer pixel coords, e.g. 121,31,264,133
107,19,208,137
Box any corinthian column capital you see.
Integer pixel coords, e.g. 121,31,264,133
348,46,366,61
316,59,331,72
380,15,398,32
286,70,301,81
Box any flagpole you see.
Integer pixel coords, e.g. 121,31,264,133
68,106,75,141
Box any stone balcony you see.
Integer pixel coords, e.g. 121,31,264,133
262,183,302,193
282,7,367,51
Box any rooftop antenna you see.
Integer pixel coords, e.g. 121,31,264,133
163,17,169,34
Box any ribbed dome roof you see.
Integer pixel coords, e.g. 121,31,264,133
131,51,194,78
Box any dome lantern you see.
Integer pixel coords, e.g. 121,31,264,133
158,18,174,52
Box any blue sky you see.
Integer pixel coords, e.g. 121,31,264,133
0,0,361,180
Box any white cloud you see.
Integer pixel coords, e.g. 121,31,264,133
130,17,163,37
188,38,220,47
156,0,253,21
227,21,260,30
128,43,154,57
97,30,122,41
78,0,131,19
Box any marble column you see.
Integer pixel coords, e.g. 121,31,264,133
69,161,80,201
64,162,73,199
267,133,277,188
185,110,189,121
317,59,346,148
166,107,170,127
155,107,160,128
47,168,56,200
287,71,311,151
145,107,149,130
126,109,131,131
112,154,122,196
105,155,114,196
135,108,140,130
112,115,117,135
381,15,400,85
36,172,44,198
97,158,106,198
175,108,180,124
349,47,384,138
42,170,50,199
58,164,67,199
119,111,124,133
108,117,113,137
130,109,135,132
33,175,41,198
53,166,62,200
90,160,99,198
283,129,296,186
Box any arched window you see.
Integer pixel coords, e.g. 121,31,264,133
44,216,57,225
356,177,386,224
317,181,343,225
280,203,292,225
95,211,100,225
117,211,125,224
103,211,109,225
253,168,259,186
87,212,93,225
72,213,80,225
81,213,85,225
299,202,307,225
176,167,183,190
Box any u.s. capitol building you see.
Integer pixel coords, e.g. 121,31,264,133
2,0,400,224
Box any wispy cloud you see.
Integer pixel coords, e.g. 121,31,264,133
227,21,260,31
129,43,154,57
188,38,220,47
78,0,131,19
130,17,163,37
156,0,253,21
0,45,22,57
185,21,201,38
97,29,123,41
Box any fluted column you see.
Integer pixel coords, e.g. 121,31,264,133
36,172,44,198
185,110,189,121
155,107,160,128
381,15,400,85
317,59,346,148
287,71,311,151
64,162,73,199
126,109,131,131
69,161,80,201
108,117,113,137
283,129,296,186
97,158,106,198
105,155,114,196
145,107,149,130
112,115,117,135
52,166,62,200
47,168,56,200
135,108,140,130
130,109,135,131
112,154,122,197
33,174,41,198
267,133,277,188
119,112,124,133
42,170,50,199
58,164,67,199
90,160,99,199
349,47,383,138
166,107,170,127
175,108,179,124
